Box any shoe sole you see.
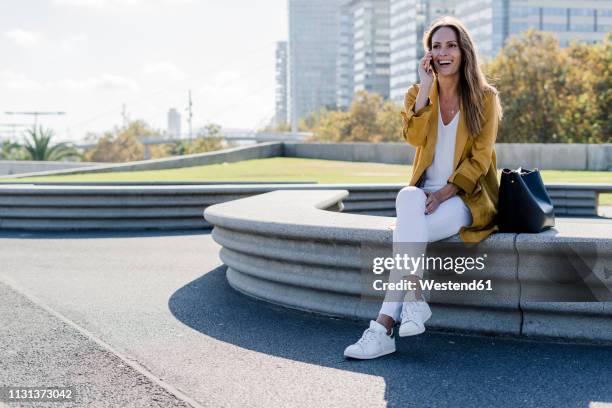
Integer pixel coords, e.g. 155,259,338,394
398,306,432,337
344,347,396,360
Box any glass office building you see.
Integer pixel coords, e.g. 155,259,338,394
288,0,342,129
275,41,288,126
456,0,612,61
337,0,355,110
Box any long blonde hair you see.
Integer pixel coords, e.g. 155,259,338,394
423,16,503,138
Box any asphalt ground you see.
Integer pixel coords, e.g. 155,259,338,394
0,231,611,408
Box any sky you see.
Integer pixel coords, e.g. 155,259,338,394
0,0,288,143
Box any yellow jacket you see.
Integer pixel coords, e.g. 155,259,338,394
391,77,500,243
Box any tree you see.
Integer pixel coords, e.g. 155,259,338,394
307,110,350,142
346,91,383,141
305,90,404,142
84,120,229,162
170,123,227,155
84,131,144,162
300,107,330,132
22,126,80,161
0,140,27,160
83,120,153,162
593,32,612,142
561,33,612,143
484,29,611,143
484,29,570,142
376,100,403,142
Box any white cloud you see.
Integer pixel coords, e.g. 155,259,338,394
60,34,88,52
54,74,139,92
5,29,42,47
0,69,44,91
0,71,139,93
143,61,187,81
91,74,140,92
210,69,242,84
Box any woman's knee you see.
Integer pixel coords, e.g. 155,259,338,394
396,186,426,211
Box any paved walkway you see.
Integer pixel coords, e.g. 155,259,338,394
1,231,611,408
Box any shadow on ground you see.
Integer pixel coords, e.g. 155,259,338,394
169,266,612,407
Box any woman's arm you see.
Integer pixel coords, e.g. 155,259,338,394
435,183,460,201
447,92,500,195
400,52,435,147
400,84,434,147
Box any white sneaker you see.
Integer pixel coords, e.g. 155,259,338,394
344,320,396,360
398,300,432,337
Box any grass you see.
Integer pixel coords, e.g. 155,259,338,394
5,157,612,204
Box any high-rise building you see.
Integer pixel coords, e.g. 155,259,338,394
275,41,289,126
456,0,612,61
288,0,343,130
337,0,355,110
454,0,507,62
390,0,418,104
352,0,391,99
167,108,181,138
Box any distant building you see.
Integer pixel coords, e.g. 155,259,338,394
275,41,289,126
288,0,343,130
351,0,391,100
456,0,612,61
454,0,507,62
167,108,181,138
390,0,418,104
336,0,355,110
283,0,611,115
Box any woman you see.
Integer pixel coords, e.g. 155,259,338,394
344,16,503,360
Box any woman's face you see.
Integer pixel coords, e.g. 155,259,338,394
431,26,462,78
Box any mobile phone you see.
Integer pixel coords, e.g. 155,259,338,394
429,54,436,74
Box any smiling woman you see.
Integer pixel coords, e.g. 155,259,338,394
344,15,505,361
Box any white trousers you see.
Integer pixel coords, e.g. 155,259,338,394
378,186,472,322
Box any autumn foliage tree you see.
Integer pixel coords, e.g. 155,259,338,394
83,120,152,162
484,29,610,143
306,91,403,142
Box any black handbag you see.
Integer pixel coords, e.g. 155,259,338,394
497,167,555,233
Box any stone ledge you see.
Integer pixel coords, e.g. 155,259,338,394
1,183,606,231
204,189,612,343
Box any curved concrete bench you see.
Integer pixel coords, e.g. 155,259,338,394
0,183,317,231
0,182,606,231
204,190,612,343
0,182,401,231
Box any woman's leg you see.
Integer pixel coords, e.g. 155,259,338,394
377,187,428,330
377,187,472,331
425,194,472,243
343,187,472,358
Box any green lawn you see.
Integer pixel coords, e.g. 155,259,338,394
5,157,612,204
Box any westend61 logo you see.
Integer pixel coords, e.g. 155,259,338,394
372,253,488,275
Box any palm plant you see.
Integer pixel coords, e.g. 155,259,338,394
23,126,80,161
0,140,25,160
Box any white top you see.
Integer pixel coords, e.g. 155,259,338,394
422,96,459,191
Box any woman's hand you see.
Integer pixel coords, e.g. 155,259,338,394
424,184,460,215
424,191,441,215
413,51,435,113
417,51,434,88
